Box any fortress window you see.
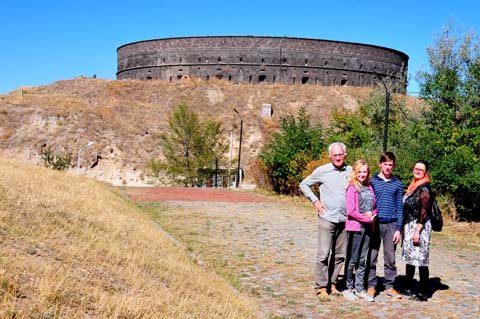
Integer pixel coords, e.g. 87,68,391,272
147,76,152,80
240,57,243,63
305,59,308,65
178,69,183,71
325,61,328,66
206,58,209,63
177,75,183,80
198,58,201,62
180,58,183,63
217,68,222,71
229,75,232,81
218,57,221,63
293,77,296,84
261,68,266,72
261,59,265,64
304,70,308,74
302,77,309,84
162,58,165,63
283,58,287,64
341,79,347,86
216,75,223,80
249,76,252,83
273,76,276,83
259,75,267,82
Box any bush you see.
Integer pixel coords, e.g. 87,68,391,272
41,146,72,171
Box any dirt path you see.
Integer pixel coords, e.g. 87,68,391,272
123,187,480,319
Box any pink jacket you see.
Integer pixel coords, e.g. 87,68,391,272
345,184,377,232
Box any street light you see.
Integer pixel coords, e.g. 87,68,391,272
375,70,391,152
77,141,94,174
233,108,243,188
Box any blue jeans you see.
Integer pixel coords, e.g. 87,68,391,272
368,222,397,289
315,217,346,289
345,226,371,292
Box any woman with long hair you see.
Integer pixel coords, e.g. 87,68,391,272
402,160,433,301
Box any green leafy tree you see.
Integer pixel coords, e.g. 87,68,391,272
260,107,324,194
149,102,227,186
417,20,480,219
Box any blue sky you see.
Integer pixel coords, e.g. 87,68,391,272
1,0,479,95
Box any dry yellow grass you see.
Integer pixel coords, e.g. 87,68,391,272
0,158,260,318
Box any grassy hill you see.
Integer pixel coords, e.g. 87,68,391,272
0,158,260,318
0,77,401,187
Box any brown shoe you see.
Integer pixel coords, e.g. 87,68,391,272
316,288,330,301
367,287,376,298
385,288,403,299
330,284,342,295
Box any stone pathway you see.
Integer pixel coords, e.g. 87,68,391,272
155,199,479,319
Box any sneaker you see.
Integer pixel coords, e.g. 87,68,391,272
367,287,376,298
385,288,403,299
411,293,428,302
399,288,413,297
316,288,330,302
355,290,375,302
342,289,358,301
330,284,342,295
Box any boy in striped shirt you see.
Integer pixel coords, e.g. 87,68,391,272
367,152,404,299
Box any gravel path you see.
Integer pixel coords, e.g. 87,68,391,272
124,188,480,319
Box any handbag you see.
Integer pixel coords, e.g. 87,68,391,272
430,201,443,232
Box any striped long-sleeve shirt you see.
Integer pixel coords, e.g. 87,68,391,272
370,173,404,231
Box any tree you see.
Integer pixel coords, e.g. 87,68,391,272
260,107,325,194
41,146,72,171
417,20,480,220
148,102,227,186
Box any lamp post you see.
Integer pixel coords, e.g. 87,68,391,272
233,108,243,188
375,71,391,152
77,141,94,174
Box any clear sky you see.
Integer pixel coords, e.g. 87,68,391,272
1,0,479,95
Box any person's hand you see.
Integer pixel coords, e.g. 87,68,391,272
370,214,376,222
393,230,402,244
364,211,373,218
412,230,420,246
313,200,326,215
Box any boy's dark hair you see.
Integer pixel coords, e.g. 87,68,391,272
379,151,396,164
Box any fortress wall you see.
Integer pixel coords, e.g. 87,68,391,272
117,36,408,92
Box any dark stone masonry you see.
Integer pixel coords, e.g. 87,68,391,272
117,36,408,93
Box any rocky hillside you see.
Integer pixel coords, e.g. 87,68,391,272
0,76,420,186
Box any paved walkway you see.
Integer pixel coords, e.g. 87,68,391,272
153,198,478,319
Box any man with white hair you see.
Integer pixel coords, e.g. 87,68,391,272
300,142,352,301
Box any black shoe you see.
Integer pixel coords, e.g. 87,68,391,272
410,293,428,301
399,288,413,297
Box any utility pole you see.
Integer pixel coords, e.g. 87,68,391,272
375,70,391,152
234,108,243,188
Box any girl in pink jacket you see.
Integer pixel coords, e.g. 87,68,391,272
343,159,377,302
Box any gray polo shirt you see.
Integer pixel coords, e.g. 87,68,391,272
299,162,352,223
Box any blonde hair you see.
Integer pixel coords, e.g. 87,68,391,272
349,159,371,190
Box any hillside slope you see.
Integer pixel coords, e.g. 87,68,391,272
0,158,260,318
0,77,421,186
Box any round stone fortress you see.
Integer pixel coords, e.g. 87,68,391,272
117,36,409,93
